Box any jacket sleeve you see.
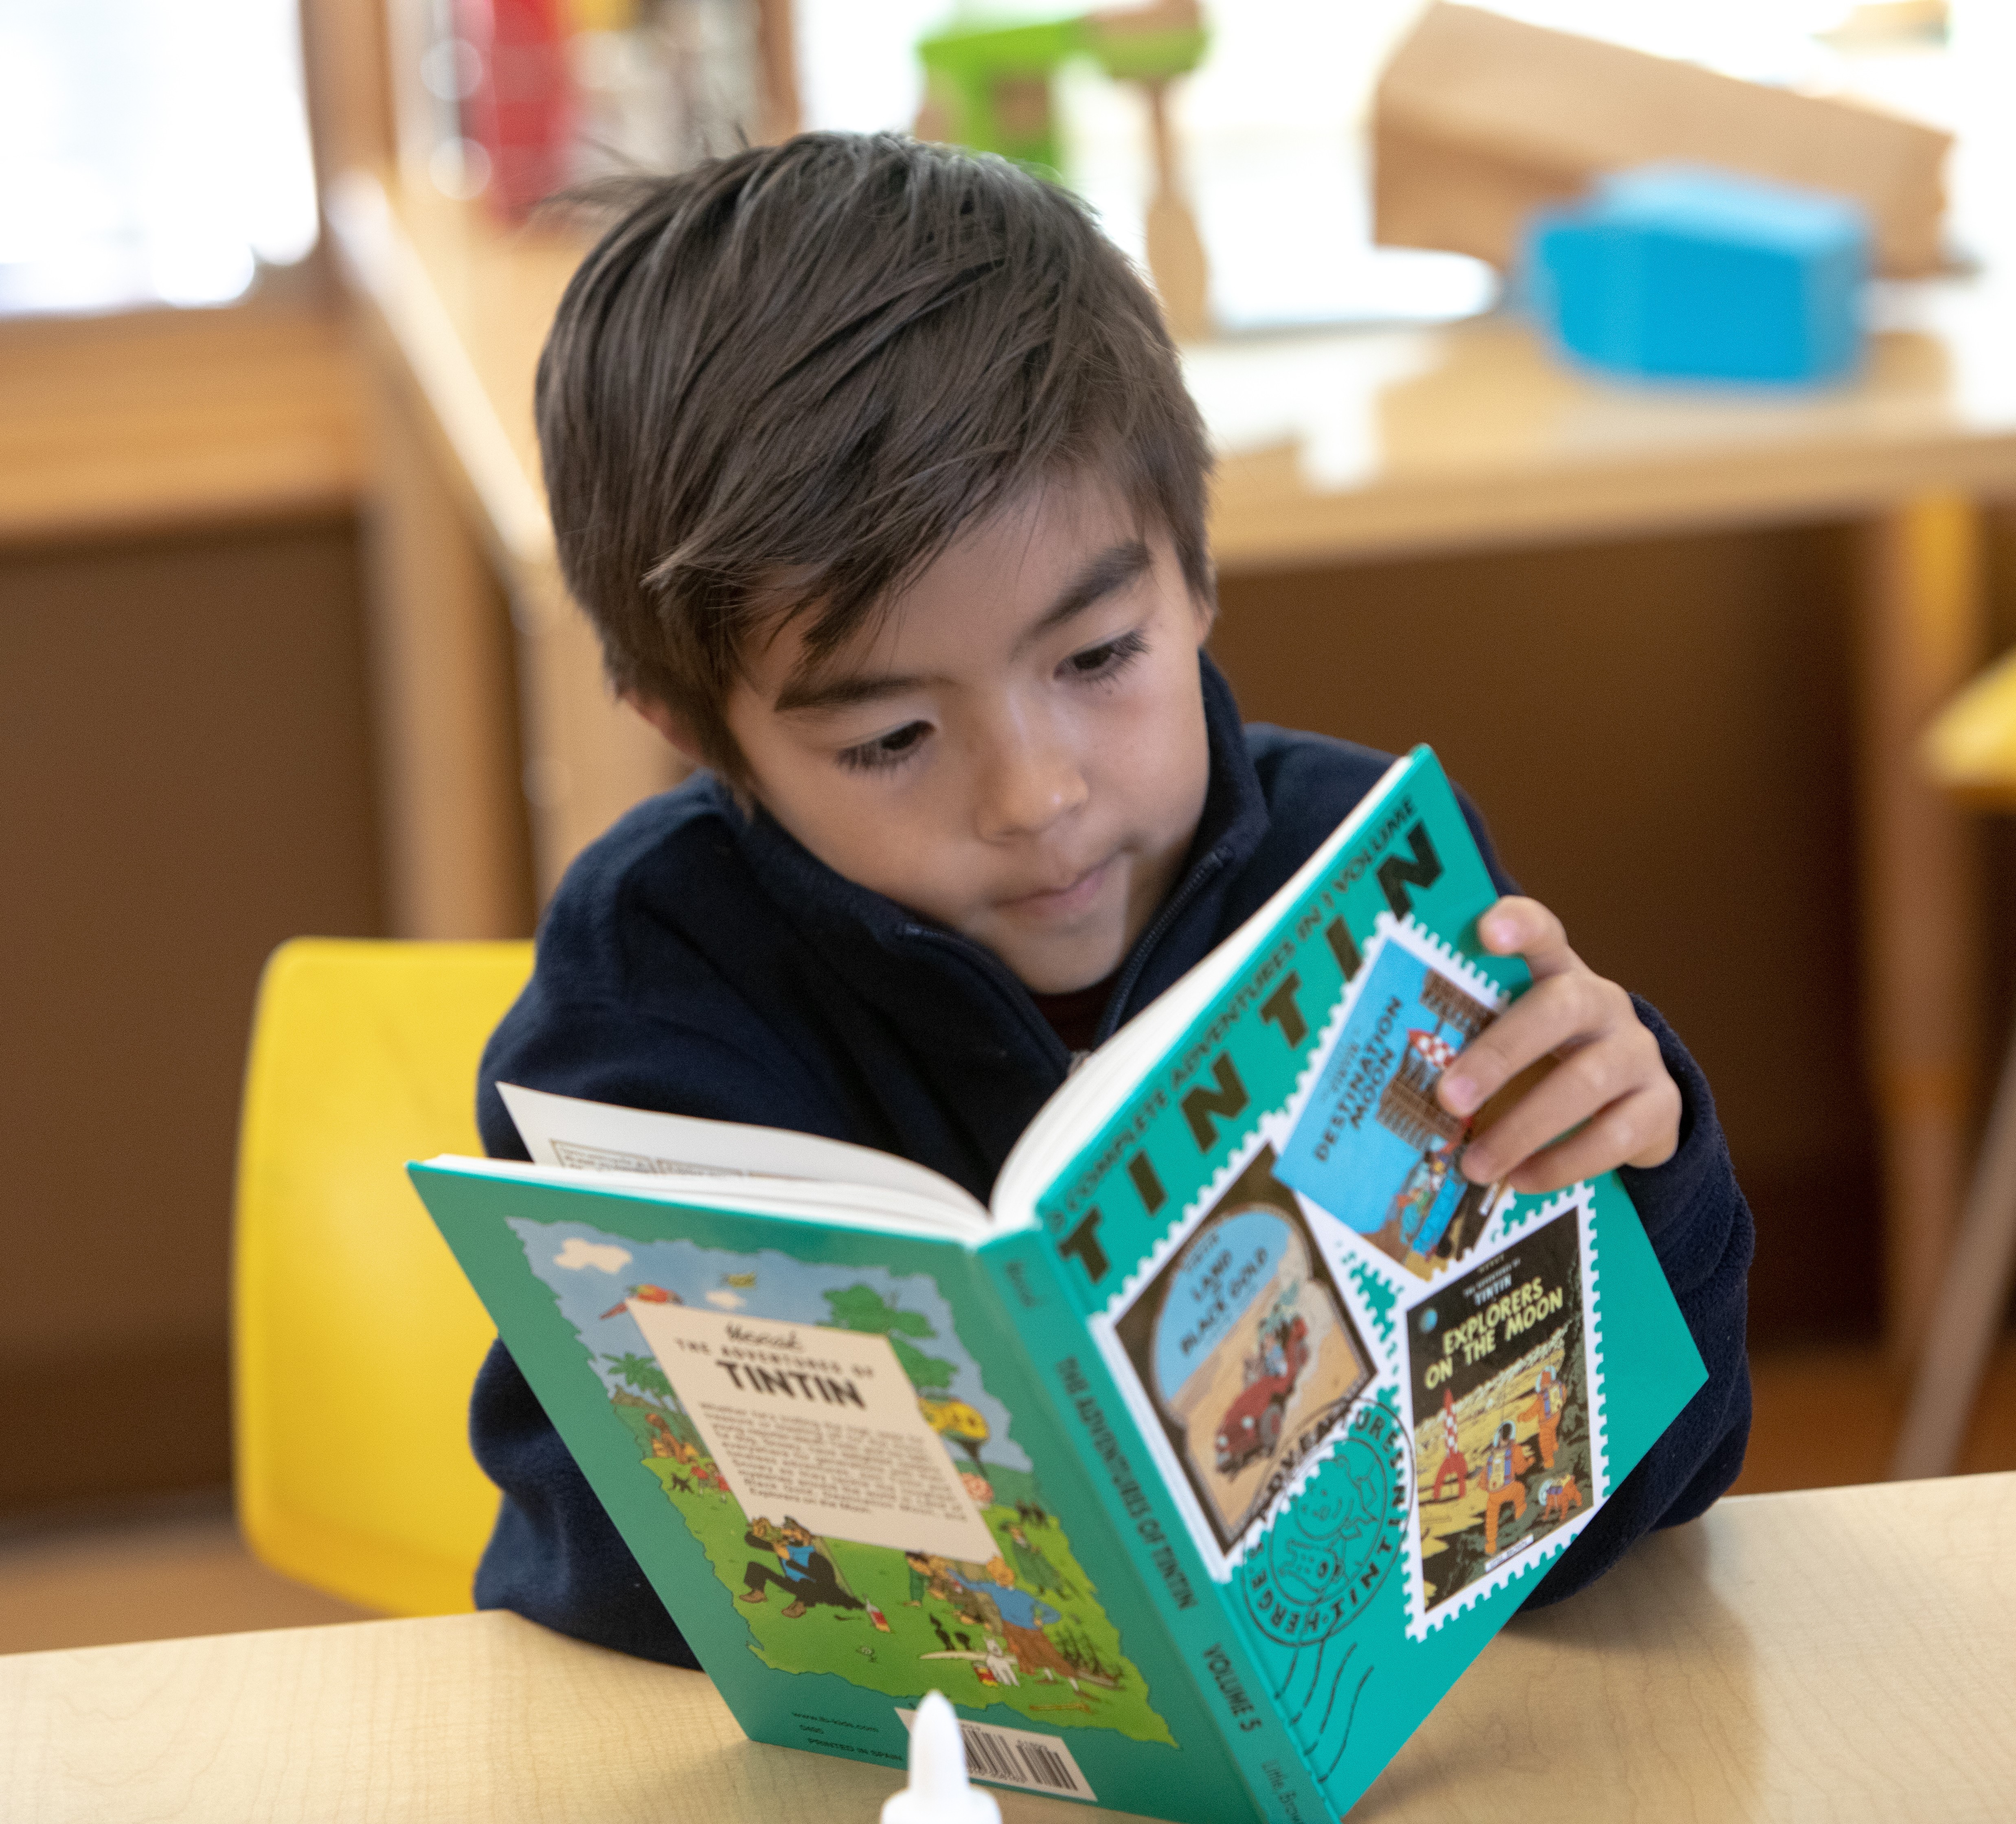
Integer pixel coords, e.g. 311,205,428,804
1452,778,1752,1602
469,1332,702,1666
1520,996,1754,1607
1455,783,1522,903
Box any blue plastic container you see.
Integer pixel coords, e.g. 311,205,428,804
1524,164,1870,386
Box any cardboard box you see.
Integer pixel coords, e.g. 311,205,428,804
1373,3,1951,277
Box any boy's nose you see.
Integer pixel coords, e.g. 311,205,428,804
974,721,1088,841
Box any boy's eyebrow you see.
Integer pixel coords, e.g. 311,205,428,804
1010,539,1153,655
773,539,1154,716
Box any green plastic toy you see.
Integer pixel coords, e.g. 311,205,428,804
916,3,1208,178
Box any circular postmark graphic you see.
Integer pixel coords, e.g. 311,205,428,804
1239,1394,1413,1646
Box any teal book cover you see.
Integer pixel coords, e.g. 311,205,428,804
412,746,1709,1822
989,745,1709,1815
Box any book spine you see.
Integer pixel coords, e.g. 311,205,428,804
980,1228,1334,1824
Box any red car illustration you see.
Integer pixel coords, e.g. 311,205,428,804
1215,1316,1310,1474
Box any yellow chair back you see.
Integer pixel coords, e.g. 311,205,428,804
1923,645,2016,809
233,938,533,1616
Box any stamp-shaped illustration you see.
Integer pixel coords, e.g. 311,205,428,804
1400,1197,1600,1631
1275,923,1506,1282
1110,1147,1375,1563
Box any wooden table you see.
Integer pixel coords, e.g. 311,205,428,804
7,1473,2011,1822
325,167,2016,1351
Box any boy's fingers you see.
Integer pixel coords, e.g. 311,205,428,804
1438,971,1618,1118
1477,897,1577,979
1500,1083,1682,1195
1442,899,1681,1191
1459,1035,1641,1183
1456,1035,1614,1183
1455,998,1665,1183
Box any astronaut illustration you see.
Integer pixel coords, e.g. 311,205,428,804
1481,1422,1530,1557
1522,1362,1564,1470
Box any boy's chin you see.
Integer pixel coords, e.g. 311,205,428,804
974,882,1136,995
998,938,1125,998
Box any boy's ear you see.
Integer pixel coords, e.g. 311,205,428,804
623,691,708,768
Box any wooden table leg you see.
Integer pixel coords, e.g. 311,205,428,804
1891,1015,2016,1477
360,361,533,938
1855,493,1987,1361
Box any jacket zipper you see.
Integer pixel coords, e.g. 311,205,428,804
898,923,1071,1074
896,839,1235,1075
1097,842,1231,1044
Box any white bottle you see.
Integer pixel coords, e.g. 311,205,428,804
883,1690,1001,1824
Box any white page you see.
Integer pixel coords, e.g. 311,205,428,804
423,1153,1007,1243
496,1083,987,1218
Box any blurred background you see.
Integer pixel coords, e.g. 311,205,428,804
4,0,2014,1649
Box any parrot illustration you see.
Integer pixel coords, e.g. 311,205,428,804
601,1282,682,1320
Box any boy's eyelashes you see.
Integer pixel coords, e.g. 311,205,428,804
1061,627,1149,682
836,719,932,774
827,628,1152,775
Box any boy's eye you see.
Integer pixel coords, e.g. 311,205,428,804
1062,628,1149,681
837,720,931,773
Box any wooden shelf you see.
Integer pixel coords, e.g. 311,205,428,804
322,171,576,580
0,306,364,550
324,169,676,922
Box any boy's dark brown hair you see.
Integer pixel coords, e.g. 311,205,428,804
536,132,1213,774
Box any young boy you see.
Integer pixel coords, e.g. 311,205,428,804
473,133,1752,1666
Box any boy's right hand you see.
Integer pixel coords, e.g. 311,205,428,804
1437,897,1681,1196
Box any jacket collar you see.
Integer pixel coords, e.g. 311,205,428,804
730,651,1268,1061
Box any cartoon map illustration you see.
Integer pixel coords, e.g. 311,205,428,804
512,1218,1173,1745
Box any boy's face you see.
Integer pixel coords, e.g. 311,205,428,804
718,481,1213,995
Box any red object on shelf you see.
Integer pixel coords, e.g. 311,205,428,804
458,0,573,217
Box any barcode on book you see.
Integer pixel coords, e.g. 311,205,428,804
894,1709,1098,1802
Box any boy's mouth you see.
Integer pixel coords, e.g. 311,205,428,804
999,858,1112,920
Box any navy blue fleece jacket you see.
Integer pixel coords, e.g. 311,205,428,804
470,655,1752,1664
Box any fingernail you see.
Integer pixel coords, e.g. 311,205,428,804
1441,1075,1480,1116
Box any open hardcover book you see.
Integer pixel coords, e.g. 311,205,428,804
409,746,1706,1823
